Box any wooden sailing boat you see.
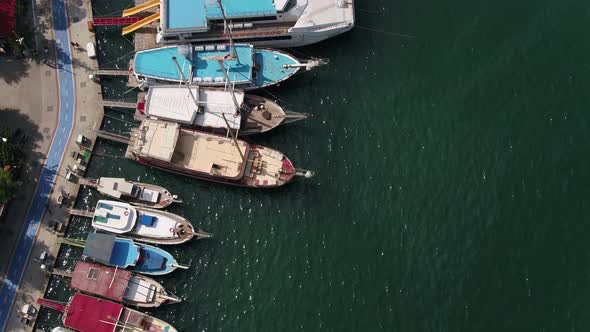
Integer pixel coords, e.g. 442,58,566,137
59,261,181,308
37,293,177,332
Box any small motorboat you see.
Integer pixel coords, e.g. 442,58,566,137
91,200,210,245
82,233,188,275
93,177,178,209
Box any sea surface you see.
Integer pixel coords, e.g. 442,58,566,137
35,0,590,331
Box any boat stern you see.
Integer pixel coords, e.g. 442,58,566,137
289,0,355,45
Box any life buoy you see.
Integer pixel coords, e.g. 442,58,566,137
124,211,129,216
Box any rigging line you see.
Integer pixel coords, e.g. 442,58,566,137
355,25,416,39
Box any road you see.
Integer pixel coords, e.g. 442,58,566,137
0,0,76,327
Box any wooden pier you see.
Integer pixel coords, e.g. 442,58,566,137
91,69,129,76
77,177,98,188
96,130,130,144
51,269,72,278
100,100,136,109
67,209,94,218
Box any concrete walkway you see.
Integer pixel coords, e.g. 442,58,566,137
0,0,104,329
0,0,76,327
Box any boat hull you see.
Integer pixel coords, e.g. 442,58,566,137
133,151,296,188
132,243,180,275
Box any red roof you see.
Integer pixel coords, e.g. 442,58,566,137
63,294,123,332
0,0,15,37
71,262,131,302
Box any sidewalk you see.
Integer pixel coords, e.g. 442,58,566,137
1,0,104,329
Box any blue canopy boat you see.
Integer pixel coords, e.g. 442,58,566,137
82,233,188,275
131,43,327,90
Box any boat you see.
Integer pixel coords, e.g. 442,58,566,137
92,199,209,245
136,85,309,135
82,233,188,275
121,0,355,48
86,177,178,209
125,119,314,188
69,261,181,307
37,293,177,332
131,43,326,90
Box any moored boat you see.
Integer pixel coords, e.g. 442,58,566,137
70,261,181,307
38,293,177,332
121,0,355,48
82,233,188,275
125,119,314,188
136,85,309,136
93,177,178,209
131,44,326,90
92,199,209,245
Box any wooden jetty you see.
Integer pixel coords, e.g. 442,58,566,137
99,100,136,109
96,130,129,144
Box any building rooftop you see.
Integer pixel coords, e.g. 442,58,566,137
0,0,16,37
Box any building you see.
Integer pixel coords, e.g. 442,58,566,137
0,0,16,38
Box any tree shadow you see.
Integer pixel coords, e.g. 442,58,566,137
0,109,44,258
0,57,31,85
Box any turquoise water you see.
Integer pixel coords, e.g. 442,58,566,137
35,0,590,331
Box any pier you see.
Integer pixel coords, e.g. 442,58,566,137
90,69,130,77
67,209,95,218
99,100,136,108
96,130,130,144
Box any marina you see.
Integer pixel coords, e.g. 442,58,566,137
2,0,589,330
0,0,350,330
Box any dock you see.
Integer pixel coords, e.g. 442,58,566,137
51,269,72,278
67,209,95,218
100,100,136,109
96,130,130,144
91,69,129,77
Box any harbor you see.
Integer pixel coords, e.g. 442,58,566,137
2,0,354,330
3,0,590,330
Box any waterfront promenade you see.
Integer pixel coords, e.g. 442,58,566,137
0,0,104,329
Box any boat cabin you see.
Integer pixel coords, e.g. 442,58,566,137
93,201,136,233
131,119,249,180
143,85,243,130
83,233,140,269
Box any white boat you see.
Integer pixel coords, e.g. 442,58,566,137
121,0,355,48
91,200,210,245
93,177,178,209
137,85,309,135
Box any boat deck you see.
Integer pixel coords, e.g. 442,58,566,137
244,147,287,186
124,277,156,303
134,44,254,83
171,130,247,179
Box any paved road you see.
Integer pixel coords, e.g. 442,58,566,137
0,0,75,327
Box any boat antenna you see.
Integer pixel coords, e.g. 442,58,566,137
172,56,202,113
216,0,239,64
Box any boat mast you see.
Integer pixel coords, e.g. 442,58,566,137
221,113,245,162
216,0,239,64
172,56,202,113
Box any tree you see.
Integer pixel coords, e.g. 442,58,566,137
0,168,17,203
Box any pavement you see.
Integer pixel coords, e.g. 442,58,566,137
0,0,104,329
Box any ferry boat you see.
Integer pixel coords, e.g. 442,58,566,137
89,177,178,209
125,119,314,188
92,200,209,245
82,233,188,275
137,85,309,135
38,293,177,332
70,262,181,308
131,43,326,90
121,0,355,48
